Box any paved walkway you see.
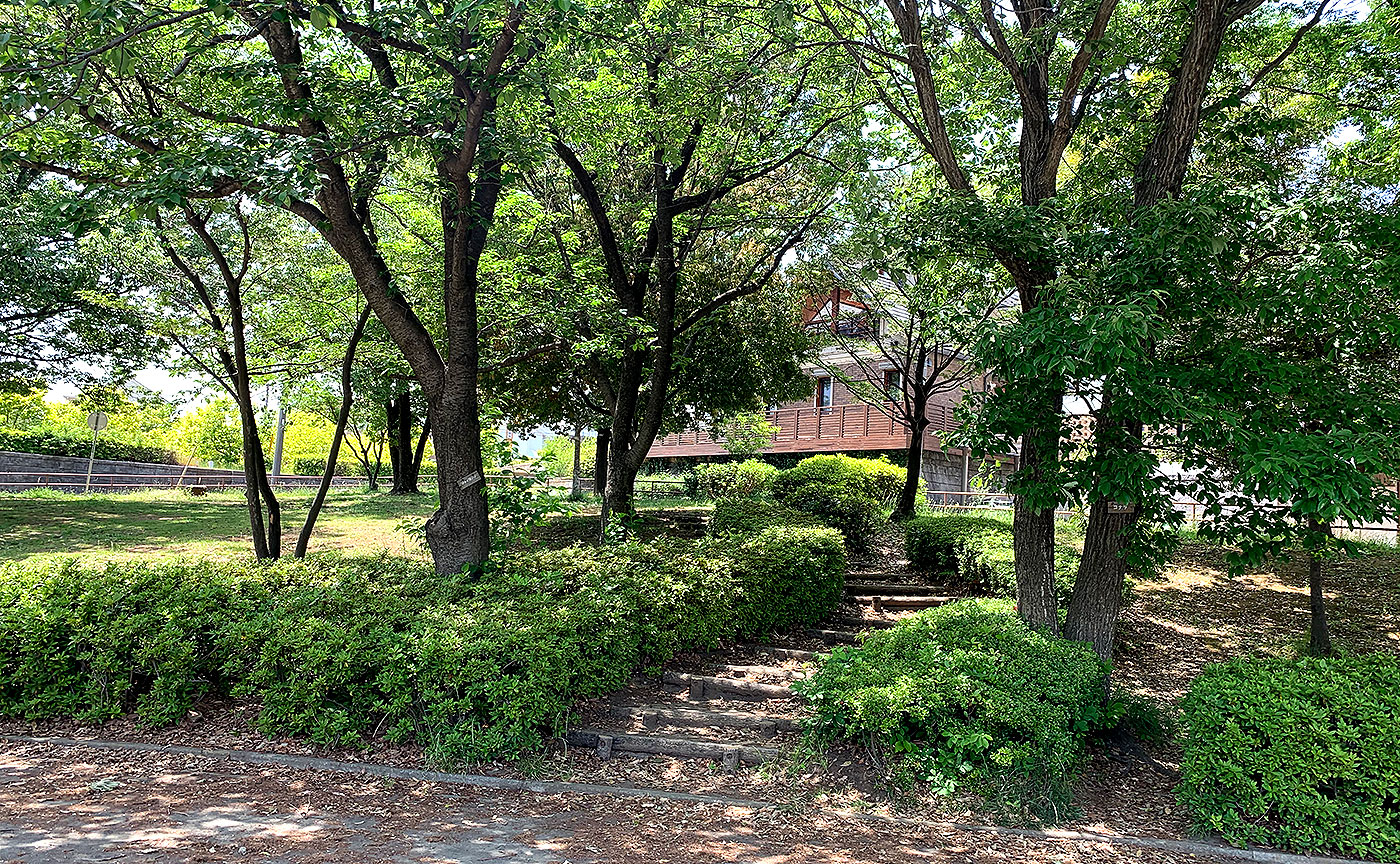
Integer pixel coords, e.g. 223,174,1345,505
0,738,1232,864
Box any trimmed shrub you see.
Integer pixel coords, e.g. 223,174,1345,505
1179,654,1400,862
796,599,1110,820
771,455,905,548
905,515,1081,603
689,459,780,500
710,498,823,536
0,529,845,765
0,429,176,465
727,526,846,638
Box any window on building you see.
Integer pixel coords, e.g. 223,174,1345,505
815,377,834,409
883,369,903,400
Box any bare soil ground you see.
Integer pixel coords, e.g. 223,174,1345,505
0,738,1232,864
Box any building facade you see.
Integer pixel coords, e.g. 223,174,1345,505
647,290,1018,492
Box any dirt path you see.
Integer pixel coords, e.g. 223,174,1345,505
0,738,1234,864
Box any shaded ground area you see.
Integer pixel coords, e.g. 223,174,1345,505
1113,539,1400,706
0,739,1229,864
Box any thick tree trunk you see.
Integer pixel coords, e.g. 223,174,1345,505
1064,415,1144,658
893,415,927,521
1064,496,1138,658
424,380,490,575
604,450,639,518
1306,516,1333,657
296,304,371,558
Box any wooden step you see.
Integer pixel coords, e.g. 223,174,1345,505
708,662,806,679
565,729,780,766
746,646,819,662
661,671,794,702
868,596,952,612
805,628,859,644
611,705,799,738
845,583,949,595
828,616,896,631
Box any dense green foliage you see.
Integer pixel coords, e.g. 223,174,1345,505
905,515,1081,603
0,529,843,763
1179,655,1400,861
772,455,904,547
689,459,781,500
797,599,1110,820
0,429,176,465
709,498,824,536
728,526,846,637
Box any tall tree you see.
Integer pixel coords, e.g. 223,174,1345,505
535,0,857,516
1,0,568,574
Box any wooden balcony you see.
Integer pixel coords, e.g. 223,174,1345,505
649,402,960,458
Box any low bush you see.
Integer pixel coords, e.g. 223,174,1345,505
727,526,846,638
771,455,905,548
1179,654,1400,861
0,528,845,765
709,498,823,536
905,515,1081,603
0,429,176,465
689,459,780,500
796,599,1110,822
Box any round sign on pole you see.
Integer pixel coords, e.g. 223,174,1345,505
87,411,109,432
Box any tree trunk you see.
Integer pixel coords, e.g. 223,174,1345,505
1064,495,1138,658
406,417,430,492
424,378,490,575
1012,419,1060,634
594,428,610,497
893,415,927,521
604,451,639,518
1306,516,1333,657
296,303,371,558
571,428,582,499
387,390,416,494
1064,415,1145,659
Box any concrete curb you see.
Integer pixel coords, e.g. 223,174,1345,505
1,734,1375,864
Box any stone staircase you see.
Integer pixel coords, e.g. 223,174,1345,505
563,568,963,768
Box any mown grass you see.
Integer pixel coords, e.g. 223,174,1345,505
0,488,437,564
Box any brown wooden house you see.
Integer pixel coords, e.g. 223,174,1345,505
648,289,1018,492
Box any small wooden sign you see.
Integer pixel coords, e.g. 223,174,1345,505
1107,501,1137,514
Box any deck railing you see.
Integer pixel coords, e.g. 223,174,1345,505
656,401,959,450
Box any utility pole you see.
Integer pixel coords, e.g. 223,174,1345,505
271,381,287,479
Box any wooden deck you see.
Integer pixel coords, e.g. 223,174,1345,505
649,403,959,458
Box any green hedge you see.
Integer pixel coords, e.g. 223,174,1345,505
728,526,845,637
710,498,823,536
0,529,844,765
1179,654,1400,861
905,515,1081,603
796,599,1110,820
688,459,780,500
0,429,176,465
772,455,904,548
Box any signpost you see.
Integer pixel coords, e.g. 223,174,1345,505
84,411,109,493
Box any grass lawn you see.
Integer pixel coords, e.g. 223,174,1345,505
0,488,439,564
0,489,713,564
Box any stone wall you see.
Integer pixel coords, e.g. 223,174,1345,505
0,451,334,493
